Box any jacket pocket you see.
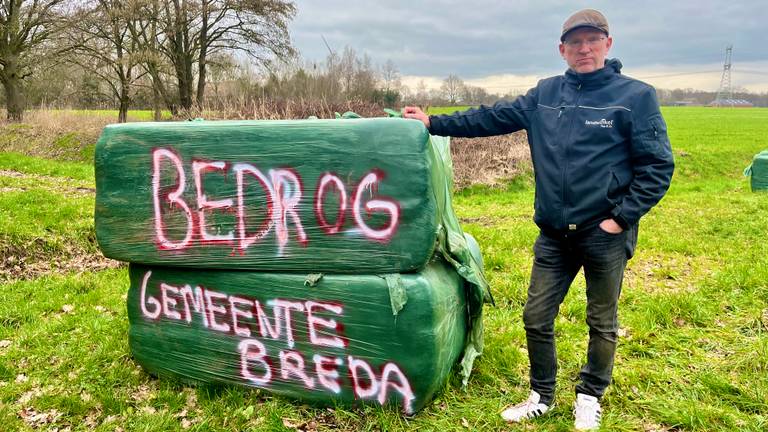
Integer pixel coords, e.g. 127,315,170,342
606,168,631,203
639,114,671,155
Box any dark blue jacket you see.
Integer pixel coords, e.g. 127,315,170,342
429,59,674,234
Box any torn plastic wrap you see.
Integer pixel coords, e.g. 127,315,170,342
95,117,492,413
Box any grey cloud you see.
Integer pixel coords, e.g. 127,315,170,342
291,0,767,80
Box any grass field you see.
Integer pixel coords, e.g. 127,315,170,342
1,107,767,431
427,106,476,116
63,110,174,122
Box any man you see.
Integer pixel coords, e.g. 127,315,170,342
404,9,673,431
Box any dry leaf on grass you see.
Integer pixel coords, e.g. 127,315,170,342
83,412,100,428
140,406,157,414
282,418,302,430
19,407,63,428
131,384,155,402
0,238,122,284
18,388,43,405
643,422,670,432
185,390,198,407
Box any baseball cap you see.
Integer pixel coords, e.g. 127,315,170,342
561,9,609,42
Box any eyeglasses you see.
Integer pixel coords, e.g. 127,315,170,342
563,36,606,48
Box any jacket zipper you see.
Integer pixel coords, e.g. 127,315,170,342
561,83,582,231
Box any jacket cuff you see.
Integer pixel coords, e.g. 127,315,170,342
427,115,438,135
611,206,631,230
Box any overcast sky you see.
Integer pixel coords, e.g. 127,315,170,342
291,1,768,93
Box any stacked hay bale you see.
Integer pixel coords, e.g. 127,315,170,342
95,118,491,414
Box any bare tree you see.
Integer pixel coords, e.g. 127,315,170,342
380,59,400,93
415,79,429,105
441,74,464,105
334,46,355,96
461,84,489,105
0,0,66,121
153,0,295,111
131,0,177,118
203,51,236,105
68,1,146,123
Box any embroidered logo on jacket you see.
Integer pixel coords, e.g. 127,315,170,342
585,119,613,128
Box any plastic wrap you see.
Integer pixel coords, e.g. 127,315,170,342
95,119,438,273
95,117,492,414
127,259,466,414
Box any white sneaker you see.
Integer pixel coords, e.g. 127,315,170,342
573,393,602,430
500,390,551,423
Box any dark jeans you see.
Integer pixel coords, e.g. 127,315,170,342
523,223,638,406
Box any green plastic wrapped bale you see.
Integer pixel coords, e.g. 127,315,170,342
127,260,467,414
745,150,768,192
96,118,441,273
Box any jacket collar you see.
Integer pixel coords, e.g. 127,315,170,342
565,58,622,89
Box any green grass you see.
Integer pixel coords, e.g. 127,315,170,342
1,107,767,431
0,152,93,180
66,109,174,122
0,153,97,275
427,106,476,115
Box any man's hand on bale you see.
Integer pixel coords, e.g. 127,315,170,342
402,107,430,128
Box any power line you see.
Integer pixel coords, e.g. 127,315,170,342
737,70,768,76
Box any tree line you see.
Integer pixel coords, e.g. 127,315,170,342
1,0,295,122
0,0,508,122
187,51,511,110
4,1,764,123
1,0,496,122
656,87,768,107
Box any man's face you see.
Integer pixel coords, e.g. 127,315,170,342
559,28,613,73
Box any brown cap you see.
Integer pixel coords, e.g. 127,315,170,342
561,9,609,41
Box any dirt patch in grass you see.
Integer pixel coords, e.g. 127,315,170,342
0,169,111,281
458,215,520,227
0,238,122,283
0,169,94,194
625,252,721,294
